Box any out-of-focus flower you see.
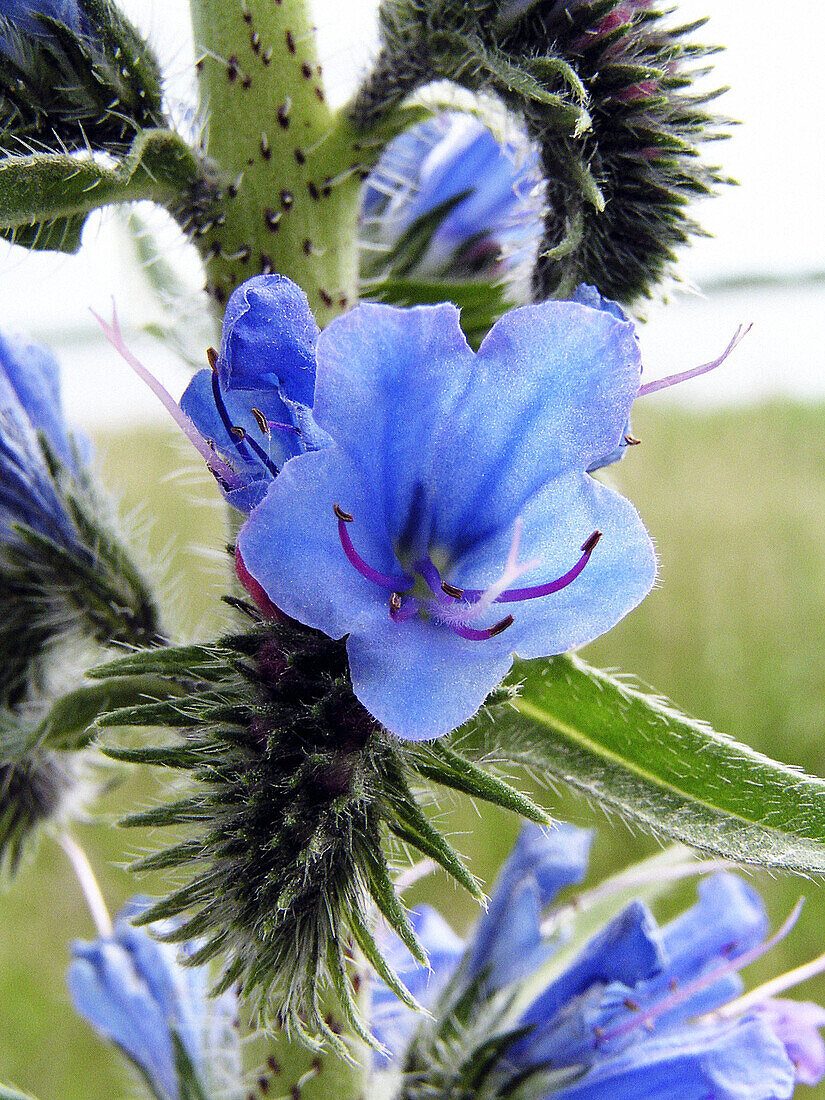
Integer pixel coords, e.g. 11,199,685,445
360,112,541,280
237,282,656,740
374,824,825,1099
0,0,89,47
180,275,326,513
68,899,241,1100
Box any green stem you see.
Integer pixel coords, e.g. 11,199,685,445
189,0,367,324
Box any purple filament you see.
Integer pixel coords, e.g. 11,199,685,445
390,593,418,622
336,508,414,591
415,556,453,604
450,615,514,641
211,372,280,478
268,419,301,435
463,532,601,605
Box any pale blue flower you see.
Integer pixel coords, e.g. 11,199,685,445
0,0,89,48
374,824,825,1099
180,275,324,513
68,899,240,1100
236,288,656,740
361,112,541,278
0,331,88,547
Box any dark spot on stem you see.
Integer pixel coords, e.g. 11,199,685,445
315,86,325,102
250,30,261,52
307,181,319,200
301,62,312,79
260,253,273,274
302,238,312,255
321,178,332,197
226,55,239,82
319,288,333,306
294,148,306,166
241,75,252,89
264,207,282,231
285,30,296,53
280,189,293,209
277,104,290,129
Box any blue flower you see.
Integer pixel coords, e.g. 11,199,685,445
67,899,240,1100
237,288,656,740
0,330,89,548
373,824,825,1098
361,112,541,278
180,275,325,513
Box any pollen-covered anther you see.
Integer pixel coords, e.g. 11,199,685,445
206,345,218,370
624,434,641,446
441,581,464,599
251,407,269,433
334,502,353,523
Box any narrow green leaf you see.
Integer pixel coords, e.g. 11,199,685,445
476,655,825,872
29,675,179,751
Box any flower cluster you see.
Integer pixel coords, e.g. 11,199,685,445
68,898,242,1100
360,112,542,282
177,274,656,740
374,823,825,1098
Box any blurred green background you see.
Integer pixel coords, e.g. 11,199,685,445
2,399,825,1098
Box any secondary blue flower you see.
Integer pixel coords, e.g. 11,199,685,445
0,330,88,547
361,112,541,279
180,275,325,513
0,0,89,49
373,824,825,1098
68,898,240,1100
237,288,656,740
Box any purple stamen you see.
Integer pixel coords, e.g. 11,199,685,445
463,531,601,605
415,556,454,605
390,592,418,623
637,324,752,398
335,504,414,591
250,406,301,437
450,615,515,642
597,897,805,1046
210,358,255,466
230,424,281,478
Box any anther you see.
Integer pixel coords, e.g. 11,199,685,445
334,503,353,523
624,434,641,446
581,530,602,554
231,425,246,439
488,615,514,638
441,581,464,599
206,346,218,370
251,408,269,433
389,592,402,613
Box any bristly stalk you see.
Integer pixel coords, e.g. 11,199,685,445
188,0,371,323
352,0,731,306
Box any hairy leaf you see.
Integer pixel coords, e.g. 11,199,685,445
469,655,825,872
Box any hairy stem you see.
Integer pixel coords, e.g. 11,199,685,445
189,0,367,323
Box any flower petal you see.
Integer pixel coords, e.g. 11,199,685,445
218,274,318,404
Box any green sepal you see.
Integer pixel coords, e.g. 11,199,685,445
366,276,510,349
27,675,178,751
0,128,226,254
409,741,551,826
475,655,825,872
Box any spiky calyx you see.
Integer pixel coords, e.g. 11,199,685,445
353,0,729,305
0,0,164,157
92,609,550,1045
0,453,161,707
